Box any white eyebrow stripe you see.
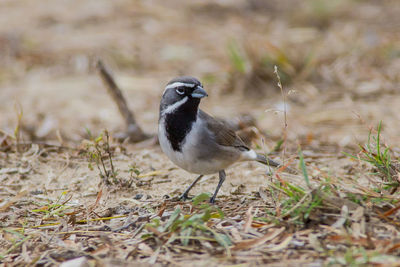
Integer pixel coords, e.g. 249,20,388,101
163,82,196,94
162,96,188,116
166,82,196,90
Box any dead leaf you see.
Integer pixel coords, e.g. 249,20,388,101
230,227,242,242
0,167,18,175
331,205,348,228
232,227,285,251
326,235,381,248
243,205,253,233
387,243,400,253
91,244,110,256
138,243,154,255
309,234,324,252
251,222,274,229
258,187,269,202
267,234,293,251
60,257,90,267
146,226,163,237
89,188,103,212
157,201,167,217
350,206,364,222
35,115,58,138
383,203,400,217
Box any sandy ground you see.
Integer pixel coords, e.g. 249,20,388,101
1,0,400,266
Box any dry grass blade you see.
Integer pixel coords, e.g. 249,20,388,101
1,0,400,266
0,190,28,212
383,204,400,217
243,205,254,233
274,65,287,164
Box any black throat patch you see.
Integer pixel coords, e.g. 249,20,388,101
164,99,199,151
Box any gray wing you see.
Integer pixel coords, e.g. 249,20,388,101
198,110,249,151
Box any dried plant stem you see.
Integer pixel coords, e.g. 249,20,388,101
274,66,287,164
13,102,23,154
104,130,115,178
93,143,108,181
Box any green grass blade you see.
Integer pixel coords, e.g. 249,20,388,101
192,193,211,206
159,207,181,233
298,146,311,189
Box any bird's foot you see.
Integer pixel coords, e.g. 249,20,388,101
209,196,216,204
179,193,192,201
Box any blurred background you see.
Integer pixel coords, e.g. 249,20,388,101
1,2,400,265
0,0,399,148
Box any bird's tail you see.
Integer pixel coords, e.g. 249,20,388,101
256,154,297,174
256,154,280,167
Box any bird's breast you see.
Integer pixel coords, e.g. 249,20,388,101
158,118,237,175
158,117,201,173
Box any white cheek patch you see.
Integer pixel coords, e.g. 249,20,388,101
163,82,196,94
162,96,188,116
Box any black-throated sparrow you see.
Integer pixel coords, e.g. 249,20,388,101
158,76,285,203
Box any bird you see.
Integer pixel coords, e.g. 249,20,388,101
158,76,288,203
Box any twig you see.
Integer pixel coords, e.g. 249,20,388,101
0,140,78,152
96,59,149,142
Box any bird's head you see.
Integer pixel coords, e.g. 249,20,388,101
160,76,208,115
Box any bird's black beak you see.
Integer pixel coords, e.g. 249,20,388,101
191,86,208,98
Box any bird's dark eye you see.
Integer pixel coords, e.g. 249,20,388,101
176,88,185,95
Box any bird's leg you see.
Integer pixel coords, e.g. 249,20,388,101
180,175,204,201
210,170,226,204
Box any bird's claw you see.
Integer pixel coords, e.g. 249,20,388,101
179,193,192,201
